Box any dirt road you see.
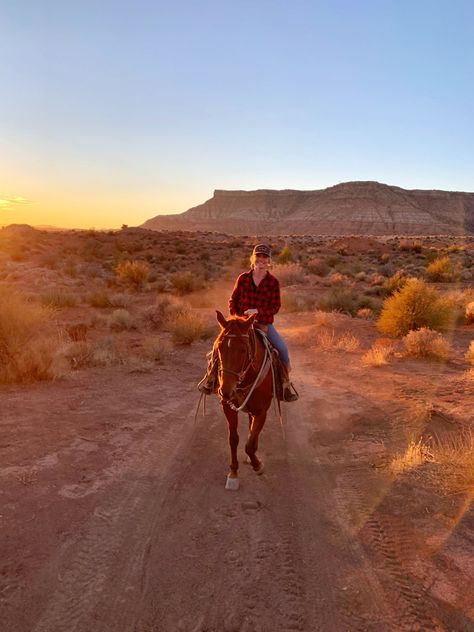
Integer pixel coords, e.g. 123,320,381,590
1,327,473,631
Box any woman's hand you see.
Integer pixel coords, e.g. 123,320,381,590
244,308,258,316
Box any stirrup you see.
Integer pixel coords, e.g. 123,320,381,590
283,383,299,402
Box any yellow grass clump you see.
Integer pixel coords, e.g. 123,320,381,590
465,340,474,365
273,263,305,286
0,289,66,383
115,260,150,290
403,328,450,361
315,329,360,352
362,346,390,367
390,439,433,474
166,310,214,345
426,255,461,282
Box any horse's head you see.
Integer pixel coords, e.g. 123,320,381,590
215,310,256,403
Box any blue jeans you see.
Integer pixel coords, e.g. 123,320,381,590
266,324,290,367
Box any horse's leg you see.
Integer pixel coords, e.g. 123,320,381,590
245,412,267,474
224,404,239,489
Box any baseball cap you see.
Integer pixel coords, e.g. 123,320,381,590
252,244,271,257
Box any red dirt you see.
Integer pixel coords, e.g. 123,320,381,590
1,310,473,631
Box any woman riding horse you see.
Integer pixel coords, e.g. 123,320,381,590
199,243,298,402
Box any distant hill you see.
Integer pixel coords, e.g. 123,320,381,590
141,181,474,235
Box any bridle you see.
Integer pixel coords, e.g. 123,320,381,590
217,329,257,387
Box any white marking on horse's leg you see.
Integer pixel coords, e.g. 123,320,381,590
225,475,240,491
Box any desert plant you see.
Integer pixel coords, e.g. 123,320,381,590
377,278,456,336
142,295,188,329
465,340,474,365
465,301,474,324
390,439,433,474
169,271,201,295
166,311,213,345
281,292,317,312
115,260,150,289
403,328,450,361
0,290,66,383
383,271,409,296
431,430,474,493
276,245,293,264
273,263,305,286
426,256,461,282
41,290,77,308
318,287,367,316
306,258,329,276
362,346,391,367
107,309,137,331
88,290,113,308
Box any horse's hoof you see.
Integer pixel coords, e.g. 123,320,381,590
254,461,265,475
225,475,240,491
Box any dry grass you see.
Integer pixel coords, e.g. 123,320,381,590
362,346,390,367
0,289,67,383
166,311,214,345
169,271,202,295
466,301,474,325
281,292,317,312
40,289,77,308
315,328,360,352
107,309,137,331
390,439,433,474
465,340,474,365
273,263,305,286
432,431,474,493
403,328,450,361
116,260,150,289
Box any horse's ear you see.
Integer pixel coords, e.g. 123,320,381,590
216,310,228,329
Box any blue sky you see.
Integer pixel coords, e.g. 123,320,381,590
0,0,473,228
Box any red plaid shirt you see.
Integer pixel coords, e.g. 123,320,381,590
229,270,281,324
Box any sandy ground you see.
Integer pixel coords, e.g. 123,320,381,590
1,313,474,632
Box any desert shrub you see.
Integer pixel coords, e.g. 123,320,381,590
66,323,89,341
140,336,172,363
115,260,150,289
465,301,474,324
142,295,188,329
107,309,137,331
426,256,461,282
281,292,317,313
370,273,385,286
314,310,340,328
383,271,408,296
306,258,329,276
166,311,214,345
41,290,77,308
390,439,433,474
276,245,293,264
319,288,367,316
362,346,390,367
399,239,422,253
0,290,66,383
377,278,456,336
328,272,349,286
403,328,450,361
109,293,131,308
356,308,374,319
88,290,113,308
170,271,201,295
465,340,474,365
315,329,360,352
431,430,474,493
273,263,305,286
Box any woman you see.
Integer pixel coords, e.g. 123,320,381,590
198,243,298,402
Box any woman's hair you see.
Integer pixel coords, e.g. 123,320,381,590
250,253,272,269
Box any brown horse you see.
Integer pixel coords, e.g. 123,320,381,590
215,310,274,491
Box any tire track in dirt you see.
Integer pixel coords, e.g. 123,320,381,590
3,395,200,632
135,397,315,632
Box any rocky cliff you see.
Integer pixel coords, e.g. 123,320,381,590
141,181,474,235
